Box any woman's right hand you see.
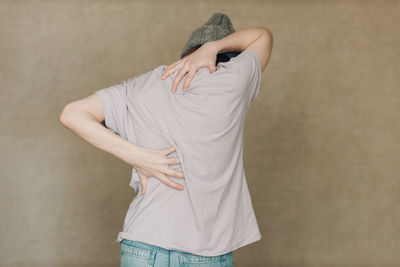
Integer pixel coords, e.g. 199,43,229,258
161,41,219,92
129,145,185,195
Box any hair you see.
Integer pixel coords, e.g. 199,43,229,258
216,53,231,65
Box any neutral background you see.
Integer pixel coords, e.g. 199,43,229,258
1,0,399,266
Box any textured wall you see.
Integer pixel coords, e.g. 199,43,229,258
1,0,399,266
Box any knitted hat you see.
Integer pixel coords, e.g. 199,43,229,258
180,13,241,59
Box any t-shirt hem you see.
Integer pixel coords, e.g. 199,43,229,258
115,231,262,257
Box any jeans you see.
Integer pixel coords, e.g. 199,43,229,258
120,239,234,267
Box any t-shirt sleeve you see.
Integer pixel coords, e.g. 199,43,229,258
227,50,262,102
94,80,128,137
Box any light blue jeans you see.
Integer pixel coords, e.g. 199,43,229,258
120,239,234,267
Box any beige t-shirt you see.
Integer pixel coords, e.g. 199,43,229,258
95,50,262,256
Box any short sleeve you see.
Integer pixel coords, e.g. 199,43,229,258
226,50,262,102
94,80,128,137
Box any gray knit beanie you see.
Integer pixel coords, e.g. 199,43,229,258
180,12,241,59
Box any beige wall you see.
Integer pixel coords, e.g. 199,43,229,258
1,0,399,266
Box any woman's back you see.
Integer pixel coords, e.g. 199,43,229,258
94,49,262,256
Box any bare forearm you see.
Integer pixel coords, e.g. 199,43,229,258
207,26,269,53
60,108,139,166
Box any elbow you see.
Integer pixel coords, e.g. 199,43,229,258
261,27,273,45
261,27,274,55
260,27,273,37
59,103,76,127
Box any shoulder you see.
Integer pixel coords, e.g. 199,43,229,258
224,50,261,74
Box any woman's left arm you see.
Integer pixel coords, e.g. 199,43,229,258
59,94,143,167
59,94,185,194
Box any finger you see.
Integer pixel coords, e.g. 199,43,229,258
208,64,217,73
166,156,180,165
163,146,176,156
163,166,185,179
161,67,177,80
165,60,181,71
138,171,148,195
157,173,184,190
141,177,148,195
162,61,182,79
182,67,197,90
171,65,189,92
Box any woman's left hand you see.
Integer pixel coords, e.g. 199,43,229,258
161,42,219,92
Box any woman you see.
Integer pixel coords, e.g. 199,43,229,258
60,13,272,267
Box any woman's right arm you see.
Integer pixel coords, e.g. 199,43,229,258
210,26,273,71
162,26,273,90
